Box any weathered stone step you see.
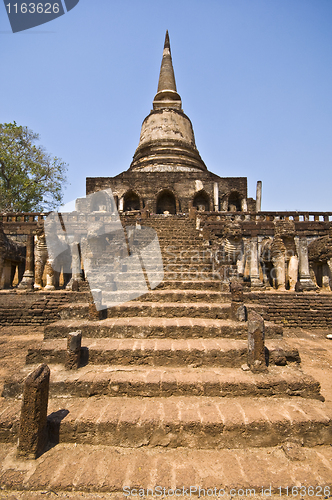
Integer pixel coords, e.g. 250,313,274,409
158,279,221,290
103,289,229,303
1,396,331,448
60,301,233,320
1,442,332,492
44,317,283,339
25,338,299,368
3,364,321,400
101,271,222,281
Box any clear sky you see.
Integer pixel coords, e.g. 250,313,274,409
1,0,331,212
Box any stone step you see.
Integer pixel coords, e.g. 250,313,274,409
25,338,299,368
103,271,223,281
44,317,283,339
1,395,331,448
102,289,229,303
158,280,221,290
113,278,223,291
3,364,321,400
1,442,332,492
60,301,233,320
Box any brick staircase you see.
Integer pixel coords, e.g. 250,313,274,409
1,215,332,457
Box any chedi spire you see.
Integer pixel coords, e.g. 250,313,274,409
153,30,182,110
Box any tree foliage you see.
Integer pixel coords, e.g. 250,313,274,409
0,122,68,212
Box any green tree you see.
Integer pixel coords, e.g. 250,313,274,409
0,122,68,212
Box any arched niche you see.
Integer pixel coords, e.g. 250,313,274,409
156,189,176,215
123,191,140,211
193,190,210,212
228,191,242,212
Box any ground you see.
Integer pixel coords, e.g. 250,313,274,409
0,325,331,500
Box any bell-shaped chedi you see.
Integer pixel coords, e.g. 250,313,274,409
130,31,207,173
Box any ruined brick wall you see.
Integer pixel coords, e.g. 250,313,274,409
0,291,87,326
246,292,332,328
86,172,248,214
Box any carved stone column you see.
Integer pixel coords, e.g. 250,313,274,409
321,263,331,291
274,253,286,291
250,237,262,288
297,237,317,290
213,182,219,211
44,259,55,290
327,258,332,289
66,240,82,290
287,255,299,292
18,234,34,290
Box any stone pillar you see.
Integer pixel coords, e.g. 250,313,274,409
321,263,331,291
65,331,82,370
250,237,262,288
236,246,245,278
297,237,317,290
273,253,286,291
17,364,50,459
213,182,219,212
189,206,197,220
247,311,267,372
18,234,35,290
88,289,104,319
327,259,332,289
288,255,299,291
230,280,247,321
119,197,124,212
241,198,248,212
256,181,262,212
44,259,55,290
66,241,82,290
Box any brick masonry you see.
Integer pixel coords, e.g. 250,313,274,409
246,291,332,328
0,291,87,326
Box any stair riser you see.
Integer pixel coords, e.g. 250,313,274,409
43,324,282,340
103,292,230,303
60,306,232,320
52,421,332,449
2,378,322,400
26,349,248,368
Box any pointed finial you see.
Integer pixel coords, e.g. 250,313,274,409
153,31,182,110
164,30,170,50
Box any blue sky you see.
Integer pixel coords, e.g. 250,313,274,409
1,0,331,211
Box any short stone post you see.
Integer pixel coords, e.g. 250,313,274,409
18,234,35,290
230,280,247,321
65,331,82,370
88,288,103,320
17,364,50,459
247,311,267,372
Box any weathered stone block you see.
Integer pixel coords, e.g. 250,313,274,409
17,364,50,459
65,330,82,370
247,311,267,372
